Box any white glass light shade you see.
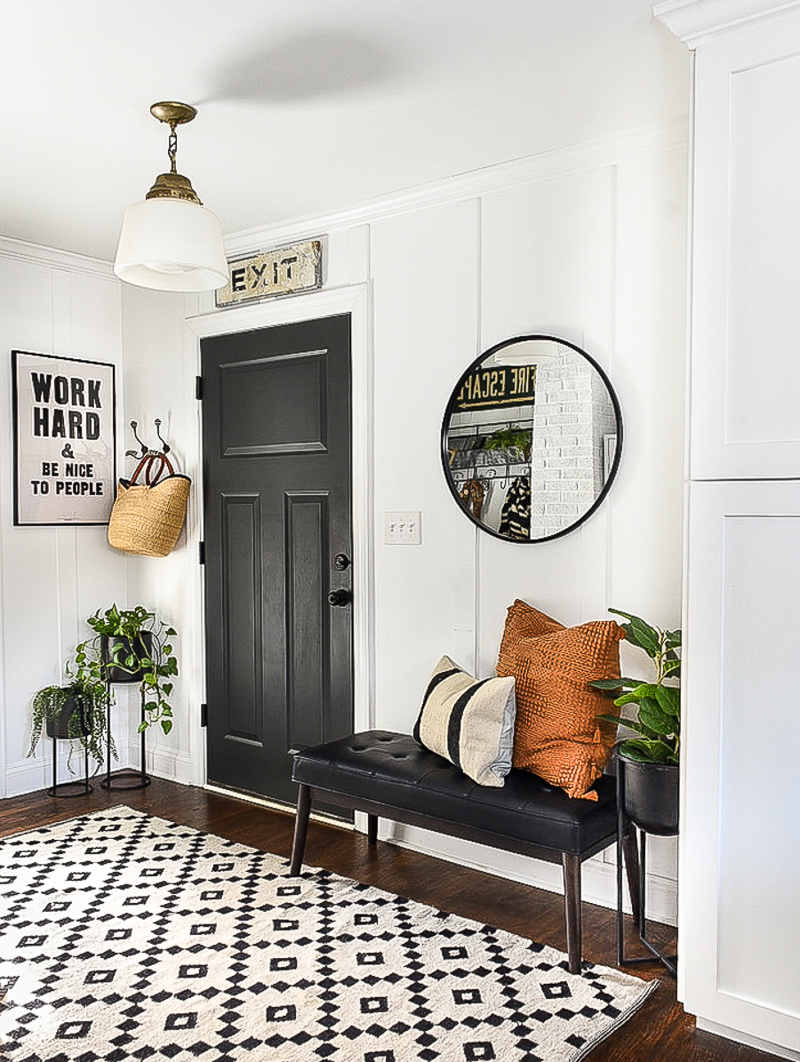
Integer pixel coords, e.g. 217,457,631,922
491,339,561,366
114,197,229,291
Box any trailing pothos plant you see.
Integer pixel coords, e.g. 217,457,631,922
75,604,178,735
590,608,681,766
29,677,113,767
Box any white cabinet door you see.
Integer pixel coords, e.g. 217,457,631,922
681,479,800,1054
689,7,800,480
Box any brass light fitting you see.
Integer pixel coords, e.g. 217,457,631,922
145,101,202,205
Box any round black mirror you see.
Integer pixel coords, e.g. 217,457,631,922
441,335,622,542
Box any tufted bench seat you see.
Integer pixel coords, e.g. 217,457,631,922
289,730,639,973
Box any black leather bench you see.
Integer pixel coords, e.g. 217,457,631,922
290,730,640,973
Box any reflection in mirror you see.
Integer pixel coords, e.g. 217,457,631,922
442,335,622,542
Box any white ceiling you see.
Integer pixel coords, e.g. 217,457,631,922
0,1,688,263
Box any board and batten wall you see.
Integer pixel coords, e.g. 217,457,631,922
180,123,686,920
0,239,204,799
0,123,687,924
366,131,687,920
0,240,133,795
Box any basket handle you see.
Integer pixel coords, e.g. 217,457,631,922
129,452,175,486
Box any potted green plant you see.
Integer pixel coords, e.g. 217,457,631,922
591,608,680,834
28,677,113,768
76,604,178,735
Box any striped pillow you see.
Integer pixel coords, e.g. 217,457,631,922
413,656,517,787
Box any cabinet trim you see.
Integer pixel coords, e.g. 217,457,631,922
655,0,800,48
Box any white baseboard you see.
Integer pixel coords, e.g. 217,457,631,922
146,748,196,786
5,759,54,797
697,1018,800,1062
381,822,678,927
3,739,194,797
4,749,112,797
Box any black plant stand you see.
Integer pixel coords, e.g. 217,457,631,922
101,682,151,790
615,753,678,976
47,733,93,798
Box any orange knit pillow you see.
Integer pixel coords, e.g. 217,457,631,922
496,599,565,676
497,600,624,800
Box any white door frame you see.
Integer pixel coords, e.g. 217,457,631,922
184,283,375,792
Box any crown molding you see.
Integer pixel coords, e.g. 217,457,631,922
1,119,688,275
0,234,115,279
223,118,687,257
653,0,800,47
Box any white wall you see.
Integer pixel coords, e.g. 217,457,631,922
0,37,688,931
117,284,206,788
0,239,134,795
0,243,205,796
371,138,687,920
0,121,688,923
174,122,688,921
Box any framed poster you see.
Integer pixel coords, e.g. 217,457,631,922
12,350,116,526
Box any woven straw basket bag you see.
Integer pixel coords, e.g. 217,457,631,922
108,453,190,557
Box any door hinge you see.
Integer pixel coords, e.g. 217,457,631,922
195,375,203,400
199,540,206,565
200,703,208,728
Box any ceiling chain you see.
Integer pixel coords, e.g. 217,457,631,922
167,124,178,174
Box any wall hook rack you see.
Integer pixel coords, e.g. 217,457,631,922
124,419,172,460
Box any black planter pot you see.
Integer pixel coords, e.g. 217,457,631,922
44,693,90,740
619,751,679,835
101,632,153,683
43,691,94,798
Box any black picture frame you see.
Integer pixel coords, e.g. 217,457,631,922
12,350,117,526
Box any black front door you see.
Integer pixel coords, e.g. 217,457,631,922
201,313,353,805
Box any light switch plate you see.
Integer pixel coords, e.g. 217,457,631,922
384,511,422,545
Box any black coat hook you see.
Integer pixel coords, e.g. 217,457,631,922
130,420,148,457
154,418,171,455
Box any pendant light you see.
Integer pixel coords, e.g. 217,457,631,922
114,102,228,292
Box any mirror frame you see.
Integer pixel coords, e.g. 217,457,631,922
440,334,623,543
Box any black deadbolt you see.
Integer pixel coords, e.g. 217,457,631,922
328,588,352,607
333,553,351,571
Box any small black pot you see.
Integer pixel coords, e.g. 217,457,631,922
101,632,153,684
620,751,679,835
45,694,90,740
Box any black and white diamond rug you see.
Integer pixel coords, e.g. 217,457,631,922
0,808,656,1062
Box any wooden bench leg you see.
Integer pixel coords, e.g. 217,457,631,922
367,814,378,845
562,852,582,974
289,784,312,875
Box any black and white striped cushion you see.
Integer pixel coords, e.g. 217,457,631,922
413,656,516,786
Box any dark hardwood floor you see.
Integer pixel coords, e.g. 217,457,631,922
0,778,775,1062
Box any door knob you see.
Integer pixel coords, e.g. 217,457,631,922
328,588,352,607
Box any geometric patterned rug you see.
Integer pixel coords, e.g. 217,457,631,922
0,808,657,1062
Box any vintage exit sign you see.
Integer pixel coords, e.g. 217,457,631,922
216,239,323,307
455,363,537,411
